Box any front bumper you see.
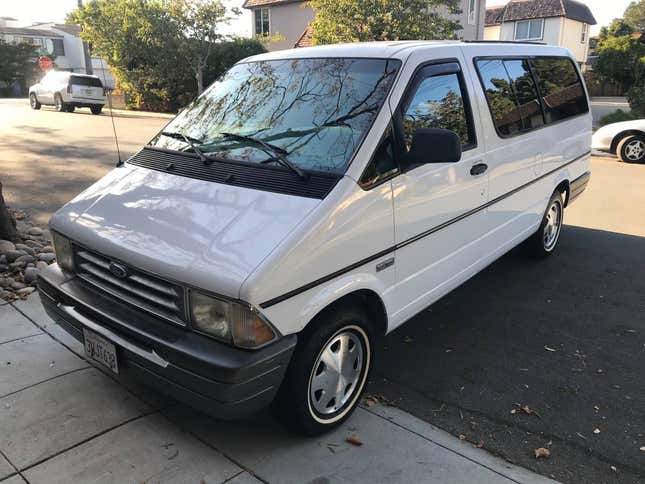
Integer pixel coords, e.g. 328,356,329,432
591,131,613,153
37,264,296,420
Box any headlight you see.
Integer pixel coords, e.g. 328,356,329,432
51,232,74,272
189,291,276,349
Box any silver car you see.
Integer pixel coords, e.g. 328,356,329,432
29,71,106,114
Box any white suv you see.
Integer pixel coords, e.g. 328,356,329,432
29,71,106,114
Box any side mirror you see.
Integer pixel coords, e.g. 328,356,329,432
406,128,462,165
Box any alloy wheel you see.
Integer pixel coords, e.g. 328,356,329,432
543,199,562,251
625,139,645,162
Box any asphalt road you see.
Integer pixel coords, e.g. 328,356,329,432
0,98,169,225
2,97,645,483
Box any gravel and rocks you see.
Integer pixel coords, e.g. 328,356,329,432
0,209,55,302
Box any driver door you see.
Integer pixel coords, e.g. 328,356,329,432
389,60,490,326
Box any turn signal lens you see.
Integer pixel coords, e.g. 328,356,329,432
51,232,74,272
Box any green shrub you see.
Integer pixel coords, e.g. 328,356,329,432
626,84,645,116
599,109,639,126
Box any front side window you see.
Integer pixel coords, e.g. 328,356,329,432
515,19,544,40
401,70,474,149
151,58,401,175
530,57,588,123
255,8,270,35
360,124,398,187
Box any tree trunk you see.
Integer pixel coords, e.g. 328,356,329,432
196,64,204,96
0,182,18,242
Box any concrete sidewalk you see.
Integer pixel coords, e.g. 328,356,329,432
0,296,557,484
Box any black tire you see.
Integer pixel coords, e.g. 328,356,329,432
54,93,66,112
65,105,75,113
29,93,41,110
616,134,645,164
525,190,564,259
90,105,103,115
274,302,375,436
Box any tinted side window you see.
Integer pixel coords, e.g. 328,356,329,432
360,124,398,187
476,59,523,136
503,59,544,130
402,72,474,148
530,57,588,123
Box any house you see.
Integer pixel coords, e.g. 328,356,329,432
243,0,486,52
484,0,597,63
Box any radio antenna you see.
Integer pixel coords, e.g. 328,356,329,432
98,57,122,166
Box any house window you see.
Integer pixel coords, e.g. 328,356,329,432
254,7,270,35
52,38,65,56
468,0,477,26
514,19,544,41
581,23,588,43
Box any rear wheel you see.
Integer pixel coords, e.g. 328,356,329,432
274,303,374,435
54,94,66,112
90,105,102,115
525,190,564,258
65,105,75,113
617,134,645,164
29,93,41,110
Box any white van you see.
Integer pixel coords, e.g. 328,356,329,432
39,41,591,435
29,71,106,114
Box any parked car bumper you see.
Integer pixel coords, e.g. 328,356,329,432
37,264,297,420
591,131,613,153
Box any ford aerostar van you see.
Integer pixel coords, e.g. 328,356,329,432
39,41,591,435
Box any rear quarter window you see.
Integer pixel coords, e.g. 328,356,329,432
530,57,588,123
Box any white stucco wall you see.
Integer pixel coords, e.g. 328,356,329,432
499,16,562,45
560,17,589,63
484,25,501,40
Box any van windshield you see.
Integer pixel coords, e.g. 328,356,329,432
150,58,401,175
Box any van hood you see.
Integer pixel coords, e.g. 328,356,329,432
50,164,320,299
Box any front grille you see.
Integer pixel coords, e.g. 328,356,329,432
73,246,186,327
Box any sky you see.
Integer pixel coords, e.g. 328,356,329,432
0,0,632,37
486,0,634,35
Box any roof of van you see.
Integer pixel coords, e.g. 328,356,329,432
243,41,572,63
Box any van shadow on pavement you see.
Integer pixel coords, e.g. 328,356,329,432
368,225,645,484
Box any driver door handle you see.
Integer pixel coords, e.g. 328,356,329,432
470,163,488,176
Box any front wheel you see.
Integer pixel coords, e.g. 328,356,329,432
274,303,374,435
65,105,75,113
29,93,41,110
617,134,645,163
525,190,564,258
90,106,103,115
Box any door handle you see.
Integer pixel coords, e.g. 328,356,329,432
470,163,488,176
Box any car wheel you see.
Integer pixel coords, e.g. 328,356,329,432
66,105,75,113
525,190,564,258
274,303,374,435
617,134,645,164
90,106,103,115
54,94,66,112
29,93,41,110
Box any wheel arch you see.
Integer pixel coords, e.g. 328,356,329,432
555,179,571,207
610,130,645,154
301,289,389,340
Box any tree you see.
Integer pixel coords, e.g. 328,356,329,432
595,34,645,87
0,182,18,242
0,41,40,96
169,0,238,95
308,0,461,45
624,0,645,32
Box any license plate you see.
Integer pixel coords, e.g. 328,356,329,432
84,89,92,95
83,328,118,373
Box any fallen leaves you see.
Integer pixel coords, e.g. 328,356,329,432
511,404,541,418
544,345,557,352
346,435,363,446
593,428,601,434
534,447,551,459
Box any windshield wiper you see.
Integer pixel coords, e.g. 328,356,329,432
220,132,307,180
160,131,217,165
